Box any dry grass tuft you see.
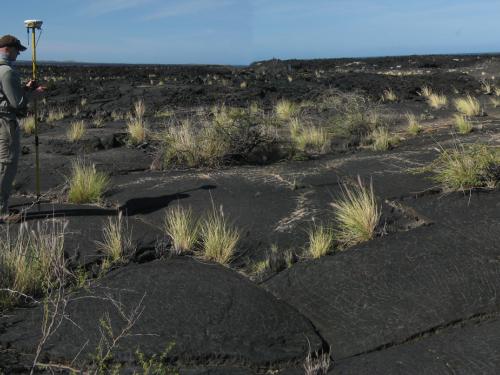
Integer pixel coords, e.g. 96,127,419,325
419,86,448,109
97,212,133,271
304,349,331,375
405,113,422,135
92,116,105,128
454,95,482,116
164,205,199,254
275,99,299,120
427,93,448,109
46,108,65,123
481,80,493,95
67,160,110,204
308,225,334,258
418,86,433,98
453,114,473,134
249,102,260,115
370,127,392,151
0,219,67,309
200,207,239,265
111,110,123,121
211,104,245,127
67,120,86,142
421,143,500,191
331,178,380,247
20,115,36,135
290,118,330,154
250,244,294,276
381,88,397,102
127,99,148,144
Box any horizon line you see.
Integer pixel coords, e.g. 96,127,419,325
15,50,500,67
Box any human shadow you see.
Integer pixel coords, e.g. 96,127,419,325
9,184,217,222
119,184,216,216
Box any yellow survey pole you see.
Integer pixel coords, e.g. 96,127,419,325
24,20,43,207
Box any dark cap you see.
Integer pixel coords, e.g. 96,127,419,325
0,35,27,51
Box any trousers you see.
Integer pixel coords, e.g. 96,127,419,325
0,117,20,215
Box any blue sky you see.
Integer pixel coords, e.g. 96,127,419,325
3,0,500,65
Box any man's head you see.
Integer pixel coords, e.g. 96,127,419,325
0,35,27,62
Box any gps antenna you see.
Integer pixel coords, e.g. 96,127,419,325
24,20,43,210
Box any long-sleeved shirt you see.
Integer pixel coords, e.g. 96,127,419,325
0,56,28,119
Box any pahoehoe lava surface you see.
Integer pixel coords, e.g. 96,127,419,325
2,54,500,373
0,259,322,370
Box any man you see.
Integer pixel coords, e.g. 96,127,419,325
0,34,42,222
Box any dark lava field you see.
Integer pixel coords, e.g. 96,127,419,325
1,54,500,374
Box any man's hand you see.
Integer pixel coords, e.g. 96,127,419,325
25,79,45,93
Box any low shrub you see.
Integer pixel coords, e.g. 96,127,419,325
67,160,110,204
163,119,229,168
163,113,277,168
324,92,382,141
